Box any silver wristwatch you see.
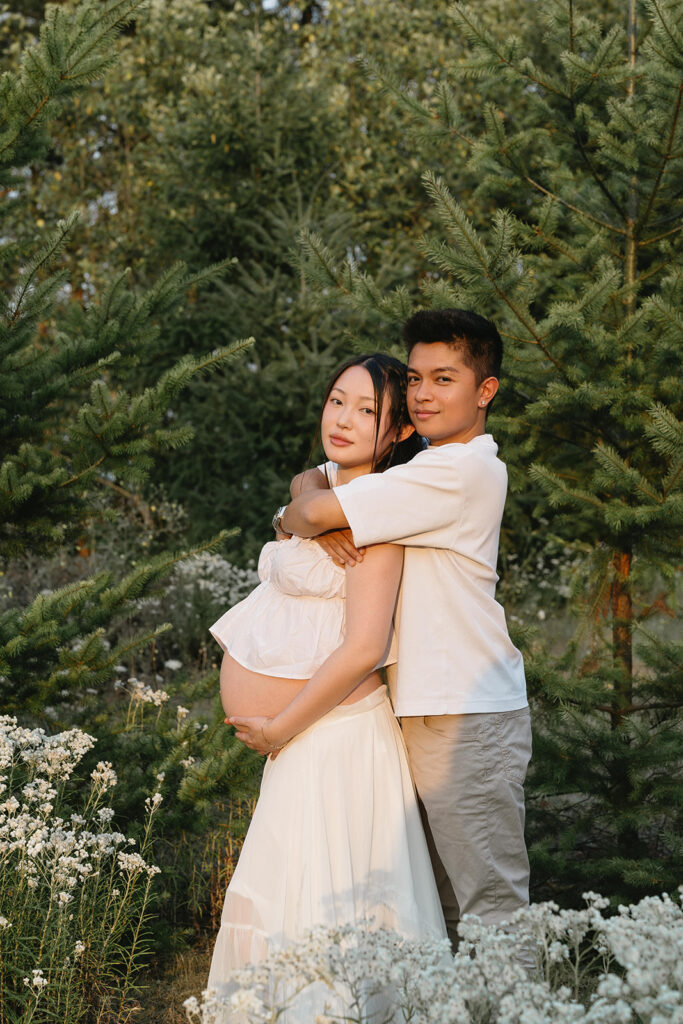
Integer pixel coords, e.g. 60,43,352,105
272,505,290,535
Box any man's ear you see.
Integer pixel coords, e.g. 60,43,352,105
479,376,499,407
398,422,416,442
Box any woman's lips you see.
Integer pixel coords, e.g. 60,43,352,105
413,410,437,420
329,434,353,446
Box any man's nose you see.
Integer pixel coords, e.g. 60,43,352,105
415,380,433,402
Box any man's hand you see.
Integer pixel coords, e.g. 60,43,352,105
227,714,283,758
315,529,365,567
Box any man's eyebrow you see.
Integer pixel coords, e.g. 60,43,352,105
330,386,376,402
407,366,459,374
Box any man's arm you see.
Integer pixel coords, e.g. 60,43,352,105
281,490,349,538
284,467,361,564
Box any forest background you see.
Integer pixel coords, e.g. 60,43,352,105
0,0,681,1021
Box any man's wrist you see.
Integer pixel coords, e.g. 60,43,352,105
272,505,291,537
280,504,294,535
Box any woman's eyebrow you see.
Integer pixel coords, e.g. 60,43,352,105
330,386,376,403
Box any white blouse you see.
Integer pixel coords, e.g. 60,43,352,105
210,465,397,679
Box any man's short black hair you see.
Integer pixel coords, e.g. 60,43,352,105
402,308,502,383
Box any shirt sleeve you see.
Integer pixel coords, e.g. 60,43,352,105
333,450,462,548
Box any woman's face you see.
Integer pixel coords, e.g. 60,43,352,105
321,365,396,474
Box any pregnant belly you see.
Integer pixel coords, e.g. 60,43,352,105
219,652,384,719
220,653,306,719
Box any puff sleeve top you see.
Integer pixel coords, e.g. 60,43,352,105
209,464,397,679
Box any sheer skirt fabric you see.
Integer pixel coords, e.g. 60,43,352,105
207,687,446,1019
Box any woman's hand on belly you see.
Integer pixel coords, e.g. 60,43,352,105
229,714,281,758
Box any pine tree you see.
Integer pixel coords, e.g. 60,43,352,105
299,0,683,903
6,0,521,558
0,0,254,715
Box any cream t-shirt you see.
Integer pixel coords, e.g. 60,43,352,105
333,434,527,716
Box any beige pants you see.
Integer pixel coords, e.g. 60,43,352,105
401,707,532,951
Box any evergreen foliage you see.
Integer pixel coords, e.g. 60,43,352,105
0,1,254,719
0,0,268,961
6,0,517,557
299,0,683,903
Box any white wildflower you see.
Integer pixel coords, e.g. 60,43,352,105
90,761,117,791
117,851,161,878
117,851,147,873
24,968,48,992
164,659,182,671
128,680,169,706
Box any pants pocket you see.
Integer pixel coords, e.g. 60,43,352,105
493,709,532,785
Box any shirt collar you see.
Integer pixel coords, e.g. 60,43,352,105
427,433,498,453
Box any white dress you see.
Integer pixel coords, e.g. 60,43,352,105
207,513,446,1018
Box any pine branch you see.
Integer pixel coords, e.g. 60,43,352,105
357,54,474,147
6,214,78,325
644,403,682,460
593,442,664,504
451,3,566,97
642,0,683,66
529,463,606,511
421,171,574,376
296,229,351,295
638,80,683,232
0,0,147,167
640,224,683,246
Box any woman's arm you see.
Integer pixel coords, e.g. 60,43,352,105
229,544,403,753
290,466,329,498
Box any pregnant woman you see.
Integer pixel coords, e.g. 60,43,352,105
207,354,446,1016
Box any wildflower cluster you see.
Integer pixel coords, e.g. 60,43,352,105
134,552,259,664
0,715,162,1023
184,891,683,1023
499,526,588,622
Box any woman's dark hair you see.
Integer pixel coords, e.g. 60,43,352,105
317,353,423,473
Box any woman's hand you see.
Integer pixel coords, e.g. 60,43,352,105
228,715,285,758
315,529,365,567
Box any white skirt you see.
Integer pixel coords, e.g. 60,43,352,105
207,687,446,1016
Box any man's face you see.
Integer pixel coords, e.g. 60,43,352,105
407,342,495,445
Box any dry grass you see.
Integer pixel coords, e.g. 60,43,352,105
131,803,254,1023
132,941,214,1024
